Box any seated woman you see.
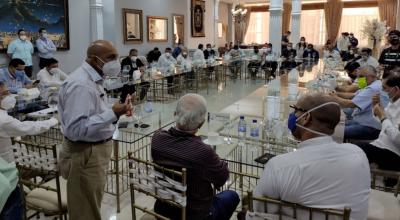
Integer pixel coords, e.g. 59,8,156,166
356,69,400,187
247,46,262,79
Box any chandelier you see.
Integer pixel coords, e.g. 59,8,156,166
231,4,247,22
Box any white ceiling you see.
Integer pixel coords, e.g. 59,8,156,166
220,0,327,4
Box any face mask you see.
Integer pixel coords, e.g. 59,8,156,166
42,33,48,38
300,41,305,44
49,68,60,75
165,53,171,58
182,53,188,57
362,55,368,61
307,48,312,52
207,48,211,51
288,102,340,137
267,48,272,52
15,70,25,76
97,56,120,77
287,47,292,50
386,87,398,102
19,35,27,41
1,95,16,110
357,77,367,89
390,38,400,45
349,50,354,55
131,56,137,61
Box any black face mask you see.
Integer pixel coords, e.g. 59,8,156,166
390,38,400,45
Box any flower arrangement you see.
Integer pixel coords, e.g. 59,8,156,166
360,19,389,43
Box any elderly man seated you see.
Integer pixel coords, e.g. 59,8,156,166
37,58,68,88
151,94,239,220
251,93,370,220
330,65,387,140
356,69,400,187
0,58,37,94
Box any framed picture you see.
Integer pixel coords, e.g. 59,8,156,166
0,0,70,51
191,0,205,37
172,14,184,47
147,16,168,42
123,8,143,43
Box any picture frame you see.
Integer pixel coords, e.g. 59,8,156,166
123,8,143,44
0,0,70,51
147,16,168,42
191,0,205,37
172,14,185,47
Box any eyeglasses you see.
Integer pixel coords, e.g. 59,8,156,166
289,105,308,113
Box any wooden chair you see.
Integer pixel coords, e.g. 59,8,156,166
12,139,67,220
128,153,187,220
370,168,400,197
245,191,351,220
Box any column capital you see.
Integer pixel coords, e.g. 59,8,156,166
292,0,302,14
270,0,283,10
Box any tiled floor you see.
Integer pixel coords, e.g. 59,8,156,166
34,73,400,220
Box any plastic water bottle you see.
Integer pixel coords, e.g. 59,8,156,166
238,116,247,141
250,119,259,138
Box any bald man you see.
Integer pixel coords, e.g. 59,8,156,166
251,93,370,220
58,40,131,220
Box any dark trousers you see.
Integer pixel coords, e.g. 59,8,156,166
24,65,33,78
166,76,174,94
344,120,381,140
0,186,24,220
357,143,400,186
39,57,53,69
154,190,240,220
120,82,150,102
262,61,277,77
248,61,261,78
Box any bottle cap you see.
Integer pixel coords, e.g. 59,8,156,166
240,116,244,119
253,119,257,123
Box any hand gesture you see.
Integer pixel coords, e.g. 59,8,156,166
372,93,380,106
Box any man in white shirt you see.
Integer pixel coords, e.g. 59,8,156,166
192,44,206,68
357,48,379,69
0,81,58,163
37,58,68,88
357,70,400,187
251,93,370,220
337,32,351,56
158,48,177,94
177,48,194,88
323,43,341,62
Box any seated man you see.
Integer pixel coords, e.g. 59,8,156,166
337,61,360,93
158,48,177,94
248,46,262,79
228,45,242,78
323,43,341,62
0,58,36,94
251,93,370,220
37,58,68,88
121,48,144,79
146,47,162,65
261,43,277,78
357,48,379,69
302,44,319,61
193,44,206,68
356,69,400,187
330,65,386,140
152,94,239,220
204,43,217,76
177,48,194,86
282,42,297,70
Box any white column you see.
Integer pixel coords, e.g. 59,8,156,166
90,0,104,41
291,0,302,45
231,4,236,44
269,0,283,56
214,0,220,47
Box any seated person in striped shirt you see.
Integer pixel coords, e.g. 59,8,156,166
151,93,239,220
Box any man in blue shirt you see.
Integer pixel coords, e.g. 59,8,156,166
0,59,34,94
330,65,388,140
7,29,34,78
36,28,57,69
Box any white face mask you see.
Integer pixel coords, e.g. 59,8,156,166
165,53,171,58
42,33,48,38
288,47,292,50
19,35,27,41
97,57,120,77
131,56,137,61
1,95,16,110
207,48,211,51
49,68,60,75
300,41,305,44
267,48,272,52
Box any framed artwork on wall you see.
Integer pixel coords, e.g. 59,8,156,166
147,16,168,42
191,0,205,37
123,8,143,44
0,0,70,51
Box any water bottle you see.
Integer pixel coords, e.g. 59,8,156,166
250,119,259,138
238,116,247,141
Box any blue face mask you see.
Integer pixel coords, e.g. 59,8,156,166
287,112,297,133
15,70,25,76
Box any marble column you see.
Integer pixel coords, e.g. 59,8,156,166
90,0,104,41
215,0,220,47
269,0,283,56
291,0,302,45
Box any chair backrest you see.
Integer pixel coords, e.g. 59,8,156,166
371,168,400,197
128,152,187,220
246,191,351,220
12,139,65,218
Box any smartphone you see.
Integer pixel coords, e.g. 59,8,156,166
118,122,129,129
254,153,276,165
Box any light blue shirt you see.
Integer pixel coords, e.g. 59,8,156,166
352,80,386,130
36,37,56,59
58,62,117,142
0,68,32,94
7,39,34,66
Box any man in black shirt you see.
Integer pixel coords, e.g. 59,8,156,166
379,30,400,71
281,31,291,51
204,44,216,77
147,47,162,64
121,49,144,79
349,33,359,48
282,42,297,69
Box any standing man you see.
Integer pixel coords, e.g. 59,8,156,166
337,32,351,58
281,31,291,51
36,28,57,69
379,29,400,71
349,33,359,48
58,40,132,220
7,29,34,78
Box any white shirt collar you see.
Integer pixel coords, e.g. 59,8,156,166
297,136,334,149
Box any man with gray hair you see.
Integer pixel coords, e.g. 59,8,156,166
151,93,239,220
330,65,388,140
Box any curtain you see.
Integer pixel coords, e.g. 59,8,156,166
282,2,292,33
175,16,184,44
243,8,252,42
378,0,397,30
234,8,252,44
324,0,343,44
244,12,270,44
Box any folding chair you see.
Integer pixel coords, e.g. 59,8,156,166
128,153,187,220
